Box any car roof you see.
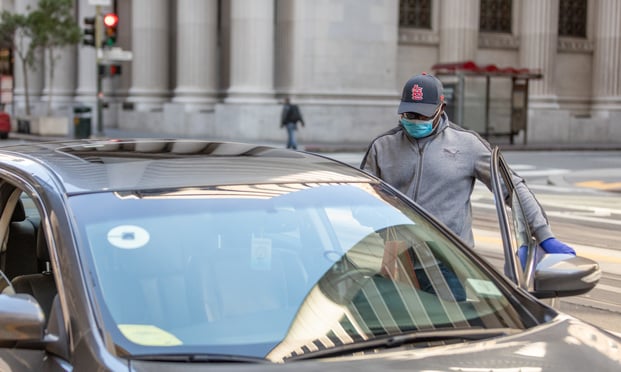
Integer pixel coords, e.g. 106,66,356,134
0,139,375,195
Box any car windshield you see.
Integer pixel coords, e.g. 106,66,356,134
68,182,530,362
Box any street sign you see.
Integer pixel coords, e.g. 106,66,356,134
89,0,112,6
98,47,133,63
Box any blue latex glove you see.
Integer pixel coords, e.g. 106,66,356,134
540,237,576,255
517,245,529,269
517,238,575,270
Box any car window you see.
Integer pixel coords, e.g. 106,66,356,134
68,183,532,361
490,148,539,289
20,193,41,221
0,189,42,281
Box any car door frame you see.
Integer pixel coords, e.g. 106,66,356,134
490,146,601,298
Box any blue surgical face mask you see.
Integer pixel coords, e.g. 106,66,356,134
400,108,441,138
400,117,434,138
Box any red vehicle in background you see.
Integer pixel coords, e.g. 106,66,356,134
0,104,10,139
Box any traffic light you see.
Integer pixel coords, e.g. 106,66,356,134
83,16,96,47
102,13,118,47
109,64,122,77
98,64,122,78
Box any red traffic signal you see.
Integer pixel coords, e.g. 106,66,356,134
103,13,119,47
103,13,118,28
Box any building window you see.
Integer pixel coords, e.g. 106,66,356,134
0,49,11,75
558,0,587,38
399,0,432,29
479,0,512,33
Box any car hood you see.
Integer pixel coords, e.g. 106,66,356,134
128,314,621,371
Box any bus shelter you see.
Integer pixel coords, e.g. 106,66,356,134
431,61,542,144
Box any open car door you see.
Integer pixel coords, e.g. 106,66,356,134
489,146,601,299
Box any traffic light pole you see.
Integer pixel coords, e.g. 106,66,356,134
95,5,104,137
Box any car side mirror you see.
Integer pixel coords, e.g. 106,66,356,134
531,254,601,299
0,294,46,343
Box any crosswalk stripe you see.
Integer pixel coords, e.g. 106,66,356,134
575,180,621,190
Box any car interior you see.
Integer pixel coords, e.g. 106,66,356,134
92,207,313,342
0,189,57,322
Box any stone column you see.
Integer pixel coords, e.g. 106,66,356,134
39,0,77,115
438,0,480,62
519,0,559,105
127,0,170,109
591,0,621,110
172,0,219,109
225,0,275,103
75,0,107,106
42,45,76,114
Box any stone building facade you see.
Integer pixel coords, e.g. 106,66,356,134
3,0,621,145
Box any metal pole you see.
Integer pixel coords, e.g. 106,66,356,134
523,79,529,145
457,73,465,127
95,6,103,137
484,75,491,139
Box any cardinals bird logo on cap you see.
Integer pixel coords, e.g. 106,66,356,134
411,84,423,101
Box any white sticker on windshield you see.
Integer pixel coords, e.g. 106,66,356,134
251,236,272,270
107,225,150,249
466,278,503,298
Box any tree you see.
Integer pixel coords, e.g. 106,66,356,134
31,0,81,116
0,8,38,116
0,0,81,118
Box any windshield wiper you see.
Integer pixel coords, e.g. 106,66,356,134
128,353,270,364
286,328,519,361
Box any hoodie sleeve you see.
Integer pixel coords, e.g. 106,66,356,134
472,139,554,244
360,126,403,176
360,142,379,176
510,171,555,243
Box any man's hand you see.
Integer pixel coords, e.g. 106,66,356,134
517,238,576,269
540,237,576,255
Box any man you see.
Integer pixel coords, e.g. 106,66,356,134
280,97,305,150
361,73,575,267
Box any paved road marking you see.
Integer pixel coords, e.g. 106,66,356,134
471,199,621,226
575,180,621,191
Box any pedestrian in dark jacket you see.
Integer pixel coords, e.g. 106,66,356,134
361,73,576,269
280,97,305,150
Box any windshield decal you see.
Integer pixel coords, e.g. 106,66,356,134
251,236,272,270
118,324,183,346
466,278,502,298
107,225,150,249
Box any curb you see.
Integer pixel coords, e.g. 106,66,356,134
547,171,621,194
498,144,621,152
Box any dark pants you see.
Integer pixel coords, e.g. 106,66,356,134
285,122,298,149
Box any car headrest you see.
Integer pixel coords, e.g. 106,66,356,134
10,199,25,222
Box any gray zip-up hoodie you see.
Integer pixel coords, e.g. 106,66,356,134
360,113,554,248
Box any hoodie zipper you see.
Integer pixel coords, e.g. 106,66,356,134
412,140,427,202
407,112,446,202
